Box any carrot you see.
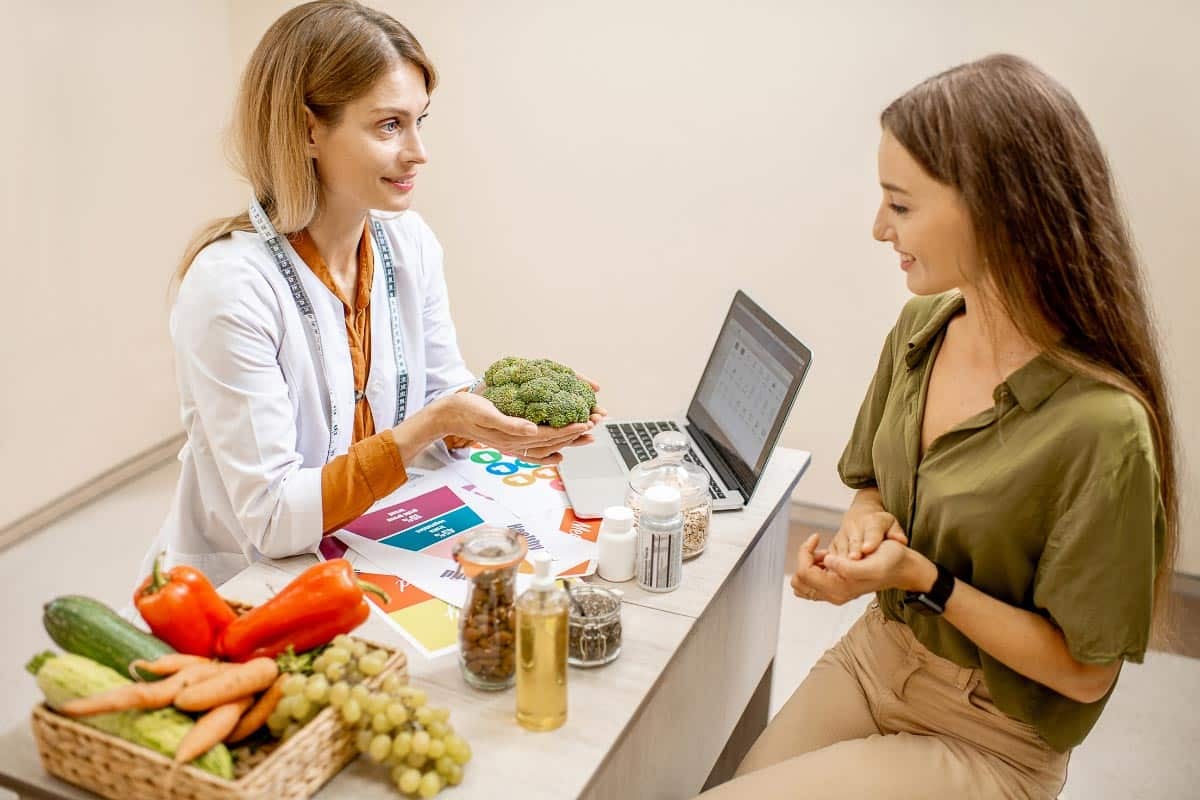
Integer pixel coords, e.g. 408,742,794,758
173,657,279,712
226,673,288,743
174,696,254,765
60,662,226,716
128,654,212,679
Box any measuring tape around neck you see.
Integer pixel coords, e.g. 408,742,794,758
248,198,409,463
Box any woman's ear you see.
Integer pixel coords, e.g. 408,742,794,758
304,105,320,159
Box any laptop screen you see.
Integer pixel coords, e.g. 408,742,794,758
686,291,812,499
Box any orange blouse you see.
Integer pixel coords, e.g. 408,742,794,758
289,226,409,534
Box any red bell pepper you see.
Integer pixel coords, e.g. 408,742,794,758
134,553,237,657
216,559,389,662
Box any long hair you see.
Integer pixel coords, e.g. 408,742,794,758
882,53,1177,637
175,0,436,281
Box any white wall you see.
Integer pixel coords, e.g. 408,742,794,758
10,1,1195,574
0,1,240,529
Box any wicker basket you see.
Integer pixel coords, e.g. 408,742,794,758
30,605,408,800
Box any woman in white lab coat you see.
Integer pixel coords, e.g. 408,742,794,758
142,0,601,586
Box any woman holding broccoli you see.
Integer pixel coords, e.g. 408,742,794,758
141,0,602,586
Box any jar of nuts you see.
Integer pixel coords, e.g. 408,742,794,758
452,526,528,690
627,431,712,559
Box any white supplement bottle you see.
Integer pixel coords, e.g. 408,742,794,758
636,485,684,593
596,505,637,582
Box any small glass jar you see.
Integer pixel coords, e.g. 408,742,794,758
626,431,712,559
453,526,527,690
567,585,623,667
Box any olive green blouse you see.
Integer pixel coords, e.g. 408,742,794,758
837,291,1164,752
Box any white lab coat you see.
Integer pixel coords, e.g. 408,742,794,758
140,211,475,587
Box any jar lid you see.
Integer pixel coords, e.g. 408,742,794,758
629,431,709,501
452,526,528,577
567,585,622,622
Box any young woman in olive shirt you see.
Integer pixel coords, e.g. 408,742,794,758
701,54,1176,800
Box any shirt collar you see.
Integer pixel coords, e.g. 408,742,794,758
1003,355,1071,412
904,292,965,369
903,291,1071,412
288,223,374,312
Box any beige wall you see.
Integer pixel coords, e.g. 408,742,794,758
0,1,240,528
239,0,1200,571
8,1,1197,575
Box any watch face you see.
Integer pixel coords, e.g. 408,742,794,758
903,592,941,615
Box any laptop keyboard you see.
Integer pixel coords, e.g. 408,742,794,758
606,421,728,500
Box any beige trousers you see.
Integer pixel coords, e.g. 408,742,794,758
698,604,1069,799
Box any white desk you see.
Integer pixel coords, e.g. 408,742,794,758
0,449,809,800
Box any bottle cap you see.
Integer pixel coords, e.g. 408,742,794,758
641,484,682,518
452,525,528,578
531,551,555,590
600,505,634,533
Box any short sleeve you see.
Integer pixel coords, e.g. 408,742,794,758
837,325,899,490
1032,440,1165,664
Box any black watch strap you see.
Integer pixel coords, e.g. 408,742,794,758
902,562,956,615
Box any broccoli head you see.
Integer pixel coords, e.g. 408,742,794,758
481,357,596,428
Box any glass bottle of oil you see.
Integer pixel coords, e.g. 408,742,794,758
515,551,568,731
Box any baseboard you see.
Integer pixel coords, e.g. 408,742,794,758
0,434,185,553
788,499,844,534
1175,572,1200,597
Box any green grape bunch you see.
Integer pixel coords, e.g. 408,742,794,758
481,357,596,428
270,635,472,797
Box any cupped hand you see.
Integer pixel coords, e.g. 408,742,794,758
441,393,596,465
575,372,608,426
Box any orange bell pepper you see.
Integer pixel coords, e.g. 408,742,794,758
134,553,236,657
216,559,389,662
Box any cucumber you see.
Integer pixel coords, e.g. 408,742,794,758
43,595,173,681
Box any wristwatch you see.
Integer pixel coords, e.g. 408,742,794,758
902,562,956,615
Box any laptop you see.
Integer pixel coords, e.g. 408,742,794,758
559,290,813,518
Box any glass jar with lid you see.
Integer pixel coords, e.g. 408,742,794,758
452,526,527,690
626,430,712,559
566,585,623,667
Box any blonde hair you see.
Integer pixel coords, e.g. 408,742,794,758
175,0,436,282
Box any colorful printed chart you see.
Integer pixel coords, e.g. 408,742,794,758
315,541,459,658
446,447,570,522
548,508,602,577
334,472,595,608
358,571,460,659
343,484,485,558
315,448,604,658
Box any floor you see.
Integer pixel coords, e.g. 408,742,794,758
1,461,1197,799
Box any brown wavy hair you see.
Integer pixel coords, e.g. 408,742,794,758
175,0,436,282
882,53,1177,636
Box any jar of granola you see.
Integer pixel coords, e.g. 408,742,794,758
626,431,712,559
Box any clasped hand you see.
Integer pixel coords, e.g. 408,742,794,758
790,510,914,605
